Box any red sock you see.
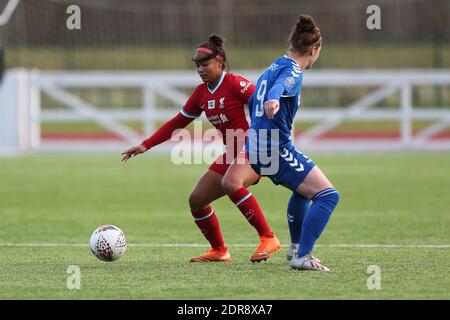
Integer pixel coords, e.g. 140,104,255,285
228,188,273,238
191,205,226,250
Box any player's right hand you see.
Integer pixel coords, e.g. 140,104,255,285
121,145,147,162
264,99,280,119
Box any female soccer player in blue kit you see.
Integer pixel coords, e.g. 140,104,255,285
222,15,339,271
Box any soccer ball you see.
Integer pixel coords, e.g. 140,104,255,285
90,225,127,262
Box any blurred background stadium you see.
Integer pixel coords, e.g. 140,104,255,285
1,0,450,300
1,0,449,153
2,0,449,69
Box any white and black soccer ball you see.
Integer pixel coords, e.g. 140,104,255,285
90,225,127,262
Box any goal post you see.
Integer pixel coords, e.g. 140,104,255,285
0,69,40,154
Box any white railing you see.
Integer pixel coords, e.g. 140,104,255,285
1,69,450,153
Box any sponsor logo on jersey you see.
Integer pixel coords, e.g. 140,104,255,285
240,81,247,87
219,113,229,123
241,83,251,94
207,113,229,125
219,97,225,108
207,115,220,125
208,100,215,109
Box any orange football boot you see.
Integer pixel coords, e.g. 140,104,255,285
190,247,231,262
250,235,281,263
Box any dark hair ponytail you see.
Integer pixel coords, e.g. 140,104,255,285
289,15,322,55
196,34,228,70
208,34,224,48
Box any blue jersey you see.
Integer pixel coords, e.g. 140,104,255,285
248,55,303,153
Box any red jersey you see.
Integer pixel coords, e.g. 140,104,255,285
180,72,255,145
141,72,255,152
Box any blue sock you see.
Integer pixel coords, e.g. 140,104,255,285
287,192,310,244
297,188,339,258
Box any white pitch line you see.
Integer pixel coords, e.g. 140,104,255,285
0,243,449,248
321,244,450,248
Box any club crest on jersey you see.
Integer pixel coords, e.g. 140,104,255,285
208,100,215,109
219,97,225,108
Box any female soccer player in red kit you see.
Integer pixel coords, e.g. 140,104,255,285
121,35,280,263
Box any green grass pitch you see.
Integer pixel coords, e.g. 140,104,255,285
0,153,449,299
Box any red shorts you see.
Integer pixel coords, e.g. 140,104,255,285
208,151,262,187
208,151,245,176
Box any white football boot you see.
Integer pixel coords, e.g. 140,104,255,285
286,243,299,261
287,244,321,262
289,253,330,272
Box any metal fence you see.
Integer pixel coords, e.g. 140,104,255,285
2,69,450,154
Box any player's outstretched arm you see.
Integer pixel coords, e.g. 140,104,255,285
121,112,194,162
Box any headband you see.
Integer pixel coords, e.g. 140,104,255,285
195,47,223,59
196,47,213,55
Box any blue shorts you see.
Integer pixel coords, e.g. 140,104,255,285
248,144,315,191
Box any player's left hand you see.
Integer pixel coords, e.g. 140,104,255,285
121,145,147,162
264,99,280,119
